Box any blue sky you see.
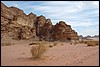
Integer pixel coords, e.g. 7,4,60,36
1,1,99,36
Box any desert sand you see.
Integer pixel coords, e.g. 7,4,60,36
1,40,99,66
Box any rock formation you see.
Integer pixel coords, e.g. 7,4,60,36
1,2,37,40
51,21,78,41
1,2,79,41
40,19,53,41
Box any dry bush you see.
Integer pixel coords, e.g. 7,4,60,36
86,40,99,46
61,44,64,46
79,40,85,44
74,43,77,45
53,42,57,46
87,41,95,46
29,42,39,45
31,42,47,59
49,44,53,48
70,42,77,45
1,42,14,46
70,42,72,45
93,41,99,45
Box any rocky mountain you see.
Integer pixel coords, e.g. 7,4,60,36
1,2,79,42
78,35,84,39
93,35,99,38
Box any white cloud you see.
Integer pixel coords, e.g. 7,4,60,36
68,21,99,27
93,1,99,6
42,1,72,6
13,3,19,7
78,27,99,36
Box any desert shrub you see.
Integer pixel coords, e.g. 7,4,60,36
74,43,77,45
29,42,39,45
93,41,99,45
31,42,47,59
74,41,77,45
53,42,57,46
84,41,87,44
79,40,85,44
70,41,77,45
61,44,64,46
86,40,99,46
49,44,53,48
1,42,14,46
70,42,72,45
87,41,95,46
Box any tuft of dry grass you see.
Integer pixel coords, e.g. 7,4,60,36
53,42,57,46
49,44,53,48
1,42,14,46
86,40,99,46
29,42,39,45
79,40,85,44
30,42,47,59
74,41,77,45
70,42,72,45
61,44,64,46
72,40,99,46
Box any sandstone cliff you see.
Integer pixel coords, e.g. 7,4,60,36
1,2,79,41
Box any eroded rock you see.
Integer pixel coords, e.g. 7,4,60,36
1,2,79,42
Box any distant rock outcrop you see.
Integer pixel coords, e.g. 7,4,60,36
1,2,79,41
51,21,78,41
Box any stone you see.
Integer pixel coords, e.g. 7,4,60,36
40,19,53,41
19,26,36,39
1,2,37,40
36,15,46,37
51,21,78,41
1,2,79,42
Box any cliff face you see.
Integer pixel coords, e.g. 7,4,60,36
1,2,79,41
1,2,37,40
51,21,78,41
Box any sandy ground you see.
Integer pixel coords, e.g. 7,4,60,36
1,40,99,66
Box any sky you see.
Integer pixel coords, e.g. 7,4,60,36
1,1,99,37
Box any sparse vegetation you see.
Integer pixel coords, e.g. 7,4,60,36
29,42,39,45
70,42,72,45
73,39,99,46
1,42,14,46
61,44,64,46
79,40,85,44
49,44,53,48
30,42,47,59
53,42,57,46
74,41,77,45
86,40,99,46
78,40,99,46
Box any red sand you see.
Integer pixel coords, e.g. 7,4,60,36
1,40,99,66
